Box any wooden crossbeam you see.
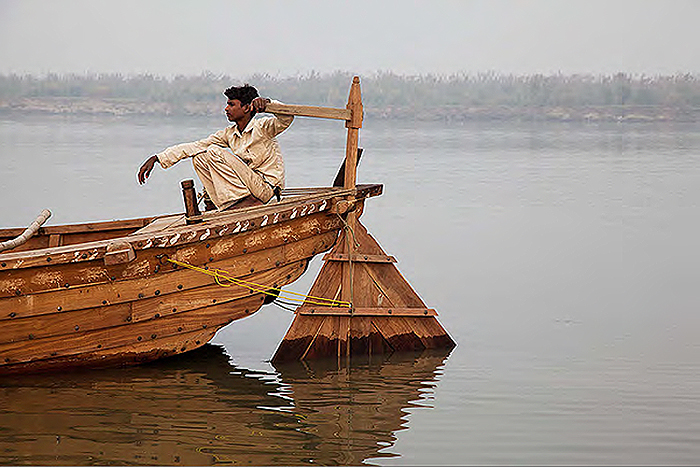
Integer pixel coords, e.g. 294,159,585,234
322,252,397,263
296,306,437,317
265,102,351,121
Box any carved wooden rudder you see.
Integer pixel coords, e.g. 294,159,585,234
272,220,455,363
272,76,454,363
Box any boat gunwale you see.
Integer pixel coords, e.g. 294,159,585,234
0,184,382,268
0,217,157,238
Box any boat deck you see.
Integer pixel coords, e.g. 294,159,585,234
0,184,383,270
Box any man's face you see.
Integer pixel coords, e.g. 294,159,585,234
225,99,250,122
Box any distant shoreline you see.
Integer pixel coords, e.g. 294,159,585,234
1,97,697,123
3,72,698,123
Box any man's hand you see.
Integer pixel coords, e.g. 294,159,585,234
251,97,271,114
138,155,159,184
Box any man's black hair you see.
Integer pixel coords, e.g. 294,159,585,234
223,84,259,106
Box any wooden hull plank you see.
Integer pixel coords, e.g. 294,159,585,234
0,217,154,253
0,213,341,299
1,261,308,345
129,260,307,322
0,231,337,320
0,327,218,375
0,294,264,369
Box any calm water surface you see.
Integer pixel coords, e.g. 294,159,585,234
1,114,699,465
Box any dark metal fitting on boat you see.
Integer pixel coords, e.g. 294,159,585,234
155,253,169,265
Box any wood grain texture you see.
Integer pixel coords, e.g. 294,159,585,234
0,185,387,373
2,261,308,345
0,212,340,299
0,294,265,374
273,218,455,363
0,231,336,320
265,102,351,121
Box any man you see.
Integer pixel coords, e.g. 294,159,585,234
137,84,293,210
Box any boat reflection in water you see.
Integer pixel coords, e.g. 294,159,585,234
0,344,452,465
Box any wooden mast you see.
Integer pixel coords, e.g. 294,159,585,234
272,77,455,364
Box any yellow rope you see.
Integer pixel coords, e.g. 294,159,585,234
166,258,351,308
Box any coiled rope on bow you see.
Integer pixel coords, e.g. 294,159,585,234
166,258,351,308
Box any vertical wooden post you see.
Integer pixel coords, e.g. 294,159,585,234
341,77,364,310
344,76,363,190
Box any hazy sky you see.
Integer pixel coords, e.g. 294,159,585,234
0,0,698,78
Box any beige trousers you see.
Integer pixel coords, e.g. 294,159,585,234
192,146,274,209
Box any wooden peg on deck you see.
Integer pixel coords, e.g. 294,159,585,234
181,179,201,224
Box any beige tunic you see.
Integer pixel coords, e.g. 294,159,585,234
156,104,293,208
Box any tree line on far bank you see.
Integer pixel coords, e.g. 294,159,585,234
1,71,698,121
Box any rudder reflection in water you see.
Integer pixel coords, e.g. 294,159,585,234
0,344,452,465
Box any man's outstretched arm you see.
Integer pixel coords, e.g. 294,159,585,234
138,155,160,184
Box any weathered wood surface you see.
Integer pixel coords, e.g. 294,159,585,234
0,232,330,323
0,241,318,374
0,217,154,252
2,261,308,345
180,179,201,220
344,76,363,190
0,183,383,374
0,184,381,270
272,219,455,363
0,322,219,375
0,294,264,374
0,213,341,300
0,225,334,373
265,102,351,121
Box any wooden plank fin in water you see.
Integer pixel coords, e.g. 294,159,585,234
272,219,455,363
272,314,453,363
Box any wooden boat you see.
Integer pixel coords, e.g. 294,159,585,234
0,183,381,375
0,77,453,375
